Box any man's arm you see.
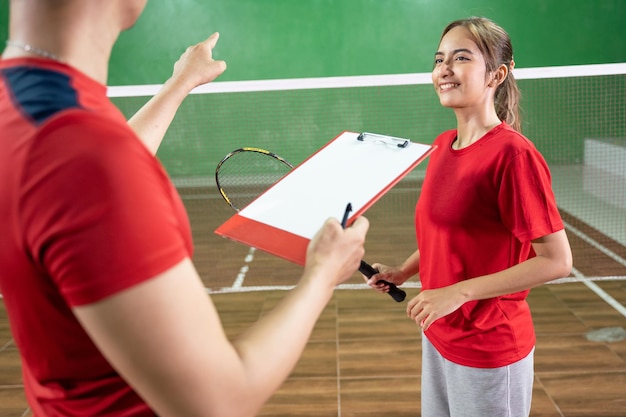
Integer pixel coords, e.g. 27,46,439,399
128,33,226,154
73,217,369,417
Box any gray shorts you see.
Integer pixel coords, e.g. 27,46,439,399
421,335,534,417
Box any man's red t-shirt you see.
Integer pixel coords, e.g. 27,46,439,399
415,122,564,368
0,58,192,415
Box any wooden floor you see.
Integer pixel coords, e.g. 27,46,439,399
1,185,626,416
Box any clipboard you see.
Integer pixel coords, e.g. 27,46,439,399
215,131,436,265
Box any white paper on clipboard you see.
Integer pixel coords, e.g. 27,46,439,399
215,131,435,265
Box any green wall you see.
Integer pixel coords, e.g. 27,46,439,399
2,1,625,175
112,0,626,84
109,0,626,84
3,1,622,84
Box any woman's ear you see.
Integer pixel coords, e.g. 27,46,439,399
489,64,509,87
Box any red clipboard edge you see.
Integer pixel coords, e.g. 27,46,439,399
215,213,309,265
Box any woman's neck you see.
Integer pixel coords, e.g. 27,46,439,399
453,109,502,150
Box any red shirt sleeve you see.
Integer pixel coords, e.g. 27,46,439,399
21,111,193,306
498,146,564,243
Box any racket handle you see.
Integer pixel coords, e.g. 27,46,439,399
359,260,406,302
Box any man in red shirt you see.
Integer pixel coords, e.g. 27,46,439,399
0,1,369,416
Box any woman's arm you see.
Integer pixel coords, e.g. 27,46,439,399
407,229,572,330
128,33,226,154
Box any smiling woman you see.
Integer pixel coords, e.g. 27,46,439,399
365,16,573,417
432,19,521,139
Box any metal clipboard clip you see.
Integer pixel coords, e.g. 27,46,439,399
356,132,410,148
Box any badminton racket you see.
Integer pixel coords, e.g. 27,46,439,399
215,147,294,211
215,147,406,302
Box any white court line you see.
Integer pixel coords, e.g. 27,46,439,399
210,273,626,319
212,217,626,317
0,339,12,353
571,267,626,319
563,220,626,269
207,275,626,294
231,247,256,288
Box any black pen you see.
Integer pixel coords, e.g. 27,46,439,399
341,202,352,228
339,202,406,302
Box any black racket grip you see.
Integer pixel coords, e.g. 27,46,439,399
359,260,406,302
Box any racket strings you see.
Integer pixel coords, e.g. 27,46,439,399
216,150,292,211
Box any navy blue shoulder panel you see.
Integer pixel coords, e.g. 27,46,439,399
1,66,81,125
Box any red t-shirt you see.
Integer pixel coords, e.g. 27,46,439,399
0,58,192,415
415,122,563,368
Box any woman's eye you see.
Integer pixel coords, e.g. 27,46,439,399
434,58,443,64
